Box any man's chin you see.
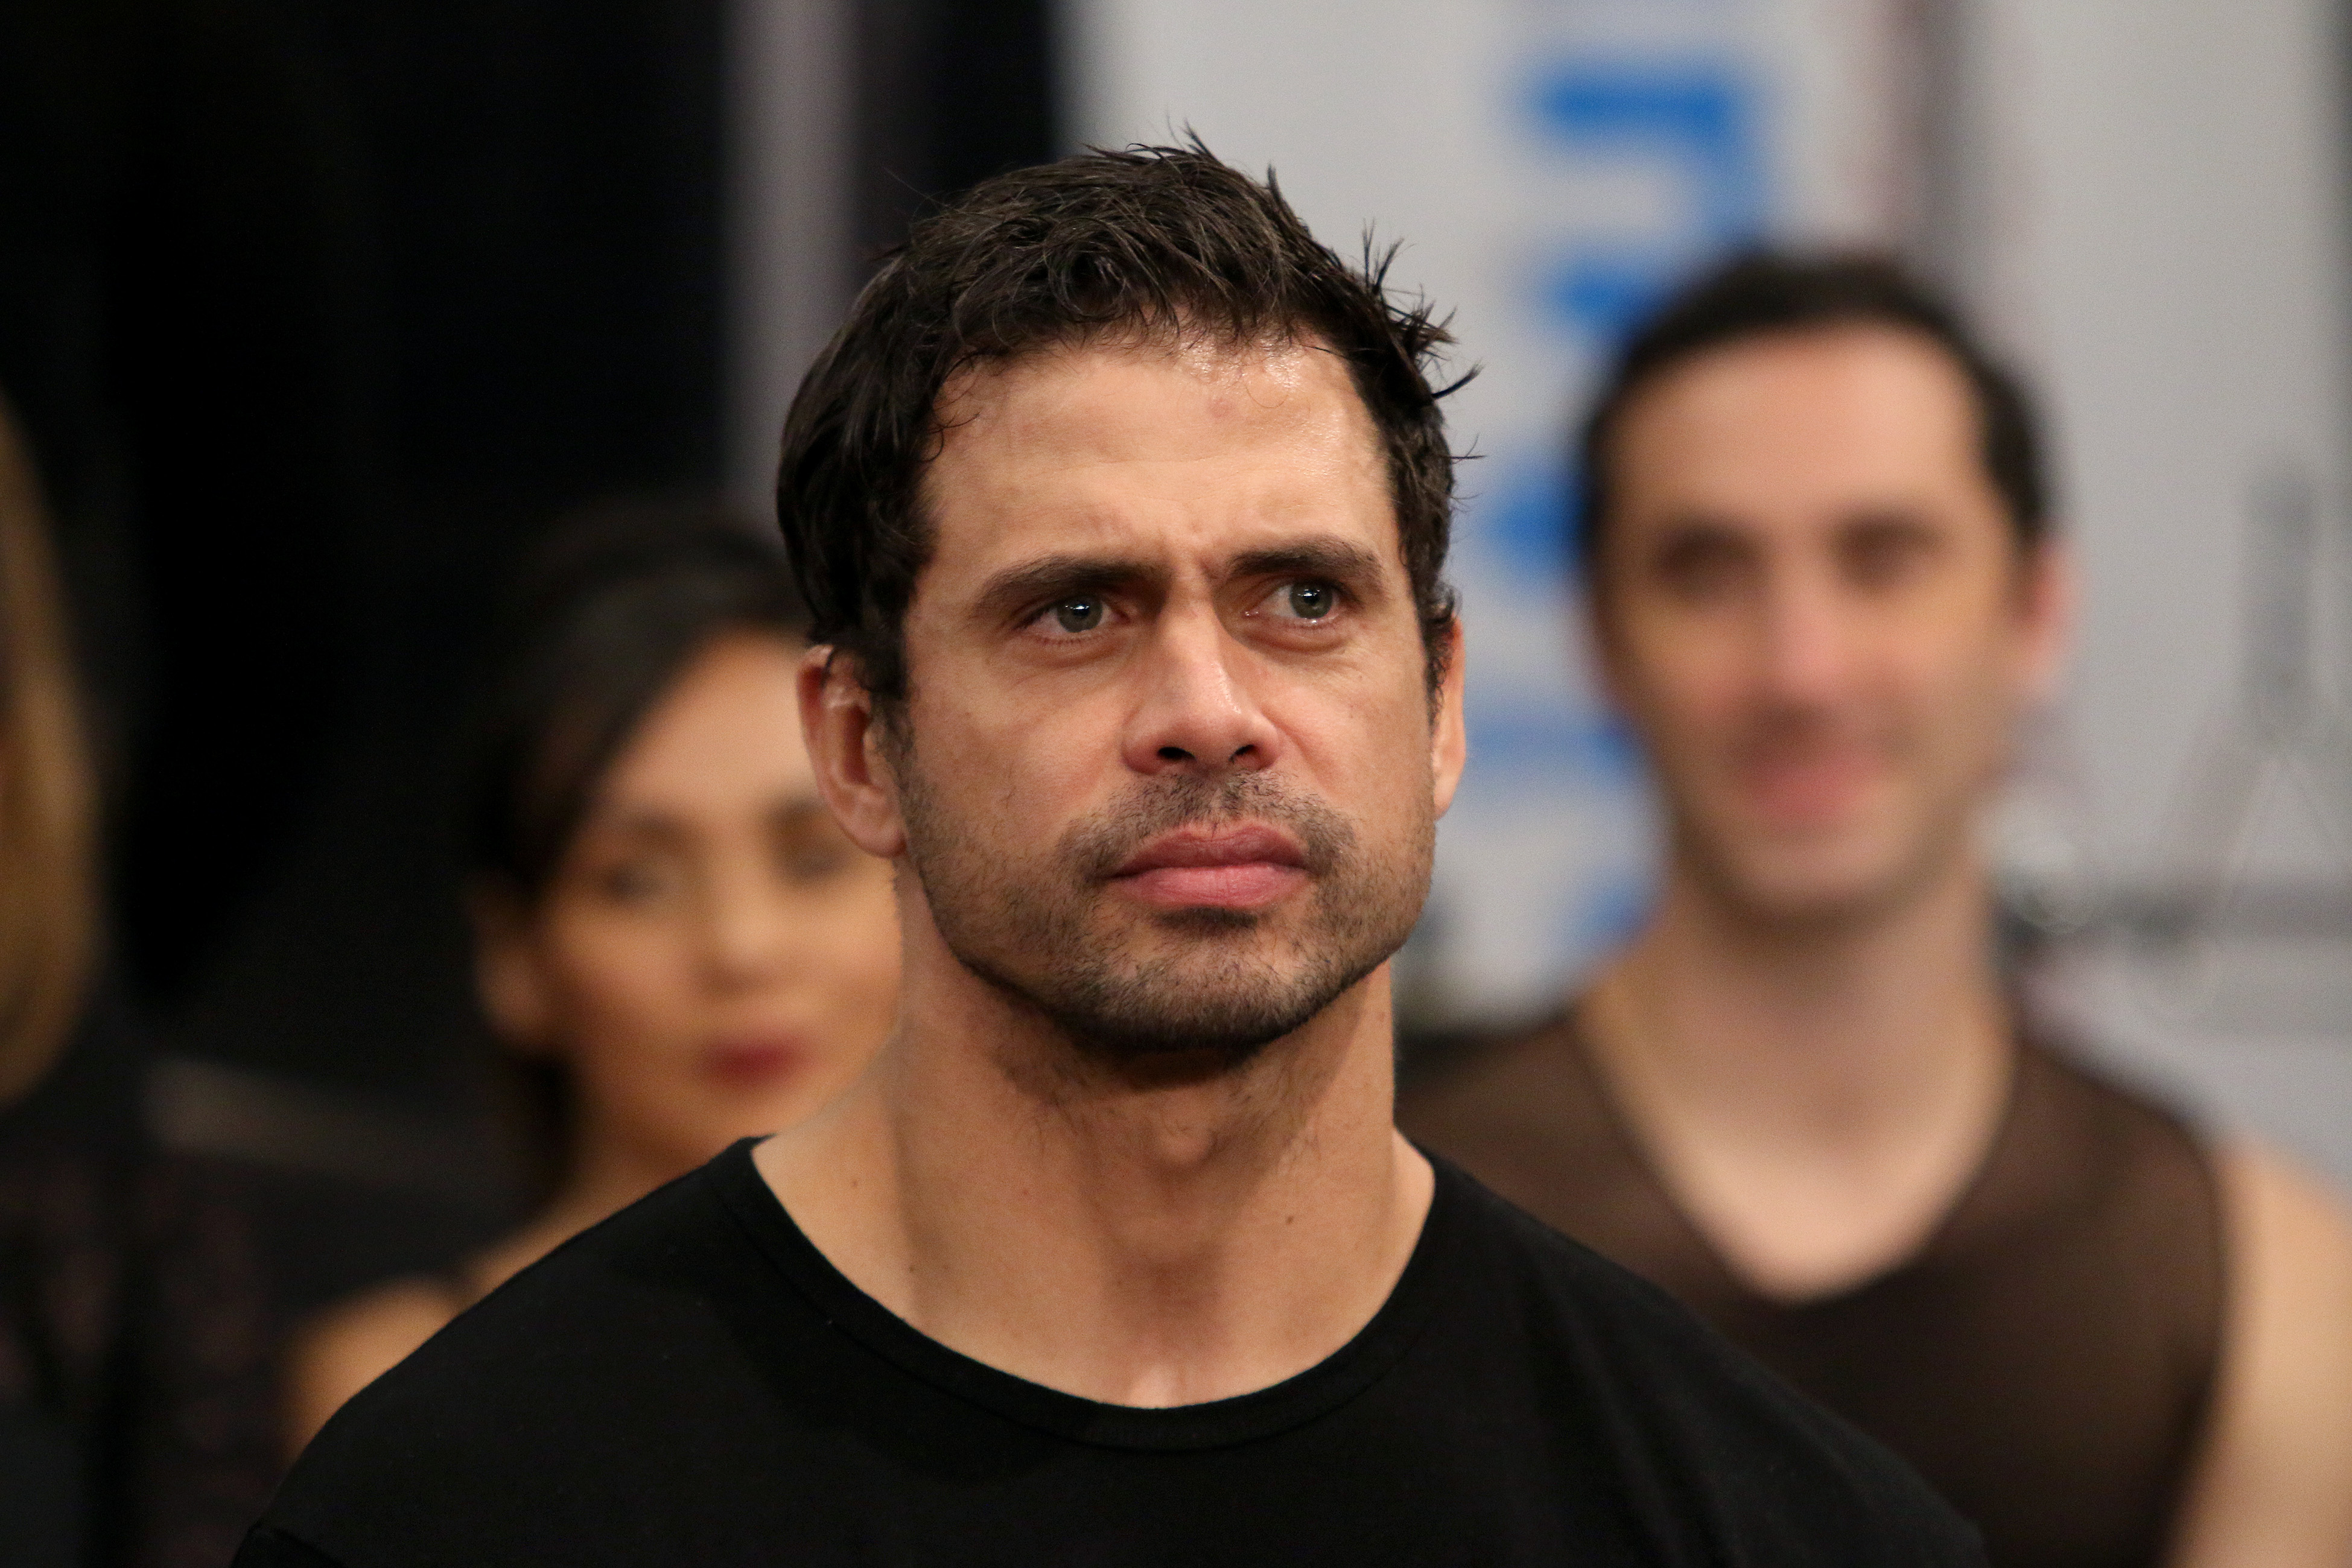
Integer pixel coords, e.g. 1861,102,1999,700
1709,846,1936,928
1141,904,1267,936
999,973,1326,1071
955,922,1367,1073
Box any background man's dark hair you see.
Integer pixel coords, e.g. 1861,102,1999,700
776,142,1463,704
1573,252,2050,574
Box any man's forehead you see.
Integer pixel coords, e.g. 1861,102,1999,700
934,333,1371,463
918,335,1397,588
1614,326,1988,515
1625,326,1976,460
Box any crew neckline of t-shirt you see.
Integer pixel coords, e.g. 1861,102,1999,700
706,1137,1455,1453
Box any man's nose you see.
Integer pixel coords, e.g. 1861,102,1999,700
1755,562,1857,706
1119,605,1281,777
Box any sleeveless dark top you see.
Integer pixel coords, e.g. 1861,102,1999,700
1399,1011,2223,1568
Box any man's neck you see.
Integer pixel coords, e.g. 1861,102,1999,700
755,942,1431,1409
1583,849,2012,1300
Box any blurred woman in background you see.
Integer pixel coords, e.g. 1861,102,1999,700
287,508,899,1447
0,398,280,1566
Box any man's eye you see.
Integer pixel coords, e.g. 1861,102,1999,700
1653,536,1751,601
1271,580,1338,621
1843,527,1937,589
1049,596,1105,634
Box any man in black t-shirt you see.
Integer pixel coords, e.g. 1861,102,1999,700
239,147,1979,1566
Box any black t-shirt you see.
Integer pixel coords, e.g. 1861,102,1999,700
241,1142,1980,1566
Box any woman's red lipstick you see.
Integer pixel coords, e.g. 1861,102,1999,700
702,1038,807,1092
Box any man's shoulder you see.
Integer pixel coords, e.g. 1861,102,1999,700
257,1148,806,1566
1396,1012,1616,1179
393,1149,769,1378
328,1145,790,1421
1432,1162,1985,1563
1397,1009,1572,1106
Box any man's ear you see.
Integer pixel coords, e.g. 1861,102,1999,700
1431,620,1468,819
2015,536,2074,705
799,645,909,859
471,887,555,1052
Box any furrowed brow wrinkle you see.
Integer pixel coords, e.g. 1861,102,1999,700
1230,539,1387,592
974,554,1166,625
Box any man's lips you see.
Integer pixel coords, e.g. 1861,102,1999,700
1735,746,1881,826
1109,825,1309,910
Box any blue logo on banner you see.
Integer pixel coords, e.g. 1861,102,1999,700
1527,59,1768,344
1481,58,1770,581
1464,702,1647,790
1478,456,1576,584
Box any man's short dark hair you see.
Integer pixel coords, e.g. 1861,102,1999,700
777,143,1462,704
1573,251,2049,573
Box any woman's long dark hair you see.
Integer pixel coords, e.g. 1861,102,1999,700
466,500,808,1199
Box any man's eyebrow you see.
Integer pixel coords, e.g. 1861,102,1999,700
1835,504,1939,532
973,554,1166,624
1229,538,1385,586
1650,512,1752,544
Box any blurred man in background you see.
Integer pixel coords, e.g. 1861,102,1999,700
1403,255,2352,1567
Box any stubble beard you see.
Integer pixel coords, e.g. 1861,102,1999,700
899,762,1431,1073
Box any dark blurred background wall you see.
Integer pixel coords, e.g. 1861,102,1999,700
0,0,1055,1303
